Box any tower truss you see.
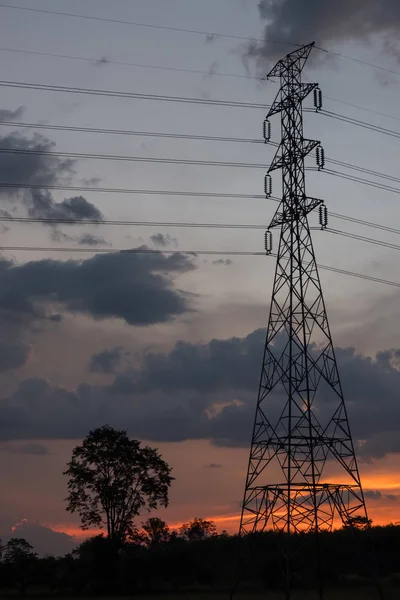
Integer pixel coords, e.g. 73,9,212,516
237,42,369,593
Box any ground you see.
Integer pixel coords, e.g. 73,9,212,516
131,589,395,600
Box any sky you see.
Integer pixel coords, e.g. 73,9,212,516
0,0,400,555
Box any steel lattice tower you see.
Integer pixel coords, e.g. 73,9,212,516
237,42,369,593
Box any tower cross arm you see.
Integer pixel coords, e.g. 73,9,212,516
267,196,324,229
268,139,320,173
266,41,315,79
267,83,318,119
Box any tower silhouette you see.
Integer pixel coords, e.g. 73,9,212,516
237,42,369,595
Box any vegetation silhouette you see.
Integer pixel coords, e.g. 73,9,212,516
64,425,173,546
0,524,398,595
0,425,397,597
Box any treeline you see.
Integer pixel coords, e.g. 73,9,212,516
1,520,400,595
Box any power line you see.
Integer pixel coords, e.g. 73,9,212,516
1,79,399,135
0,147,269,169
315,45,400,79
0,122,264,145
0,46,259,81
0,3,291,45
319,109,400,140
0,80,269,109
0,244,399,289
2,47,400,125
321,168,400,196
329,212,400,236
4,214,400,255
0,215,270,230
0,181,267,198
1,179,400,239
324,156,400,185
327,228,400,252
322,96,400,124
1,3,399,81
2,177,400,243
2,119,400,188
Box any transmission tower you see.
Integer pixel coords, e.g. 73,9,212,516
237,42,370,596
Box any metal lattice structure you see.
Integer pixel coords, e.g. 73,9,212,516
238,42,368,565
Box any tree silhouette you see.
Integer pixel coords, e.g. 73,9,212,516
179,517,217,541
64,425,173,545
3,538,37,595
141,517,171,547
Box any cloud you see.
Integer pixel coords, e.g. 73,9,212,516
0,249,196,326
82,177,102,186
29,192,103,223
150,233,177,248
364,490,383,500
89,347,125,374
51,230,107,246
213,259,233,266
10,521,76,557
364,490,398,502
0,107,25,122
1,328,400,459
204,463,223,469
78,233,107,246
0,131,73,190
0,342,31,371
0,126,103,231
122,328,264,394
252,0,400,64
0,443,50,455
108,333,400,454
94,56,109,66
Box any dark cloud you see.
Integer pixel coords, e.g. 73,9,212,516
110,333,400,454
0,249,195,326
0,107,25,122
94,56,109,66
81,177,102,186
150,233,177,248
0,329,399,459
204,463,223,469
364,490,383,500
0,342,31,371
51,230,107,246
364,490,398,502
213,259,233,266
123,328,264,394
0,442,50,456
29,191,103,223
0,131,73,190
0,127,103,233
10,521,75,557
48,314,62,323
78,233,107,246
89,347,124,374
253,0,400,64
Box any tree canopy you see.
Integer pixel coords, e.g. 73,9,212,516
64,425,173,545
179,517,217,540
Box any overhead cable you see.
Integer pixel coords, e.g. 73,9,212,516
2,46,399,123
1,244,399,290
0,79,269,109
1,3,399,80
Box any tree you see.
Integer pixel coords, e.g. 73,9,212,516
64,425,173,546
3,538,37,595
344,516,372,530
140,517,171,547
179,517,217,541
